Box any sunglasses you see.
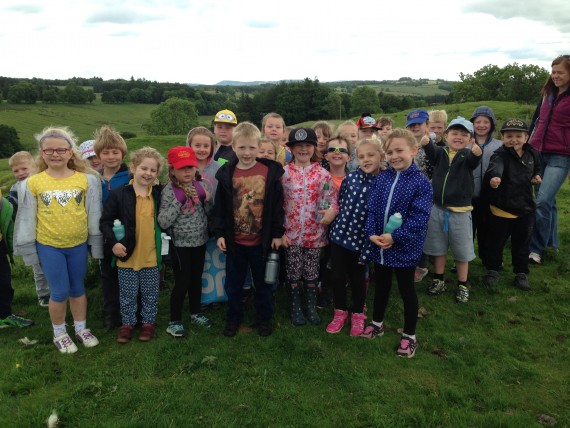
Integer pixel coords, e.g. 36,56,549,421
42,148,71,155
327,147,349,154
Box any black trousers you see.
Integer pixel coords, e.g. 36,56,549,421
330,242,366,313
170,244,206,320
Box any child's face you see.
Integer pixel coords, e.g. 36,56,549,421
214,123,234,146
338,125,358,147
132,157,159,188
446,128,472,151
263,118,284,143
473,116,492,139
190,134,213,162
385,137,417,172
99,148,124,170
171,165,196,185
356,142,383,175
428,122,445,141
378,124,392,139
233,137,259,169
291,142,315,166
258,142,276,160
11,162,32,181
40,137,73,170
407,122,428,140
87,156,102,169
502,131,528,152
358,128,377,139
315,129,328,153
325,140,349,169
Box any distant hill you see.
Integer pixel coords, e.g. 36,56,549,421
214,80,278,86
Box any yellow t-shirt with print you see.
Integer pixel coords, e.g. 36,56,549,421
27,171,88,248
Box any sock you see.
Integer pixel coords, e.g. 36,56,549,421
372,321,383,328
403,333,416,340
458,280,467,287
74,320,86,334
434,273,444,281
53,323,66,337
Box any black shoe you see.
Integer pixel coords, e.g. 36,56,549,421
257,322,273,337
514,273,531,291
104,314,121,329
223,323,239,337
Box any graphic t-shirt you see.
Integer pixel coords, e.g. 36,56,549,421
232,162,268,246
27,171,88,248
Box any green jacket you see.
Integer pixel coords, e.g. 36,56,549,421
0,197,15,262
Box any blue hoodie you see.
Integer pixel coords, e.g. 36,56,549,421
100,164,130,205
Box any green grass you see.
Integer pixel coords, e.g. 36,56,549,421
1,187,569,426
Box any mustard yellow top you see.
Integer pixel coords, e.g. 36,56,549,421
490,205,518,219
27,171,88,248
117,185,157,271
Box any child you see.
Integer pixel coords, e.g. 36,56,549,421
8,151,50,307
14,126,103,353
356,113,380,140
186,126,222,200
262,112,289,165
212,122,284,337
212,109,238,165
326,137,384,336
312,120,333,160
257,137,277,160
377,117,393,141
428,110,448,146
406,109,434,179
483,119,541,291
281,128,338,326
93,126,131,328
362,129,432,359
324,136,351,190
0,189,34,328
470,106,502,265
336,120,360,172
158,147,213,337
99,147,164,343
421,117,483,303
79,140,102,169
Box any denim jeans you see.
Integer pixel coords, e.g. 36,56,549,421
225,244,273,325
530,153,570,255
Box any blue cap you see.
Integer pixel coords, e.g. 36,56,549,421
446,116,474,134
405,109,429,127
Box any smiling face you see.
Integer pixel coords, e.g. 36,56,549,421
472,116,492,139
263,117,285,144
501,131,528,155
551,63,570,93
132,157,159,188
291,142,315,167
233,136,259,169
384,137,417,172
99,148,124,170
40,137,73,170
407,122,428,140
11,162,32,181
315,128,328,154
258,141,276,160
356,142,383,175
429,122,445,142
446,128,472,151
325,139,349,169
190,134,213,164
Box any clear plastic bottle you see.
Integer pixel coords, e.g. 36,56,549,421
316,183,332,222
384,213,403,234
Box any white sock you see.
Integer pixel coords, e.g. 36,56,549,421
74,320,86,334
53,323,66,337
403,333,416,340
372,321,383,328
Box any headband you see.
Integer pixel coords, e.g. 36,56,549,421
40,133,73,146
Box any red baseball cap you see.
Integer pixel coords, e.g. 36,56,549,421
167,146,198,169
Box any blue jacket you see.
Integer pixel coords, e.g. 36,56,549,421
364,163,432,267
329,168,375,256
100,164,130,205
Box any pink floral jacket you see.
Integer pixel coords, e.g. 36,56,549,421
281,162,338,248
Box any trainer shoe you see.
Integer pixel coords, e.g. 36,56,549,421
514,273,531,291
53,332,78,354
38,296,50,308
0,314,34,328
166,321,188,337
326,309,348,334
396,336,417,358
483,270,500,290
361,322,384,339
427,279,446,296
529,252,542,265
414,267,429,283
76,329,99,348
223,323,239,337
191,313,213,328
456,285,470,303
350,313,367,337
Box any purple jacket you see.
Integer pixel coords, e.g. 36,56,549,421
530,92,570,156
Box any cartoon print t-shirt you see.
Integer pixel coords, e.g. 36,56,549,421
232,162,268,246
27,171,88,248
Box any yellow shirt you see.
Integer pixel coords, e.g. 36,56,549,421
490,205,518,218
117,185,157,271
27,171,88,248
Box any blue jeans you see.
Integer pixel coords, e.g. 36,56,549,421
224,244,273,325
530,153,570,255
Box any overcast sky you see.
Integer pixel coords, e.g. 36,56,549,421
2,0,568,85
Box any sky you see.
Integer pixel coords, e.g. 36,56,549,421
1,0,569,85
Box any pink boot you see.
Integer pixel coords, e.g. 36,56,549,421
350,312,367,336
326,309,348,334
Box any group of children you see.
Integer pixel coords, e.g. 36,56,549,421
0,105,542,359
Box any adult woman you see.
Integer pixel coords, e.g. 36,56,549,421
528,55,570,264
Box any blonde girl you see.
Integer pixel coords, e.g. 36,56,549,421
262,112,290,165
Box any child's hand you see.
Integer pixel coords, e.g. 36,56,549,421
370,235,382,247
112,243,127,258
318,208,337,225
204,189,212,202
378,233,394,249
471,140,482,156
217,237,226,252
271,238,282,250
490,177,501,188
531,175,542,185
281,235,290,248
419,133,430,147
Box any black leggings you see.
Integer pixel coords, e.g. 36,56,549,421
330,242,366,313
170,245,206,320
372,264,417,336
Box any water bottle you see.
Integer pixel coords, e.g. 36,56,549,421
112,219,125,240
384,213,403,234
264,251,280,285
316,182,332,222
160,233,171,256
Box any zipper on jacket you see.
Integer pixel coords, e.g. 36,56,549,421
380,171,400,264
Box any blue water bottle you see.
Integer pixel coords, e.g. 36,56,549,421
384,213,403,234
112,219,125,240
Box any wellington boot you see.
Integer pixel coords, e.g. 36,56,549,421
305,286,321,325
290,286,306,326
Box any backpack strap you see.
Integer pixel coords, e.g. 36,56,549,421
193,181,207,206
